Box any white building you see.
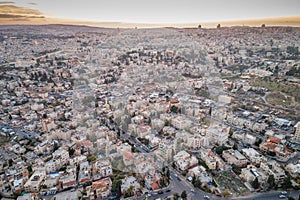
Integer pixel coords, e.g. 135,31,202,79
93,158,112,180
24,170,46,192
171,115,193,130
121,176,141,194
293,121,300,141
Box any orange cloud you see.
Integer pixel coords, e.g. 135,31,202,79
0,4,45,23
0,5,43,16
0,1,15,4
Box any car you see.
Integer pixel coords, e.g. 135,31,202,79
158,190,164,194
166,189,171,192
281,191,288,195
279,195,286,199
204,195,210,199
191,188,195,192
147,193,152,197
177,177,181,181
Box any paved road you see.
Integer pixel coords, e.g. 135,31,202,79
0,122,38,139
106,118,300,200
232,190,300,200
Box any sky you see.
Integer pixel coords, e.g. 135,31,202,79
0,0,300,25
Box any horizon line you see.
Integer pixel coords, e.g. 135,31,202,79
1,15,300,28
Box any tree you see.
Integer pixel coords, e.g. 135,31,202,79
166,169,170,183
217,24,221,28
181,190,187,200
223,189,230,196
68,148,75,157
170,105,179,113
173,193,179,200
53,142,59,151
283,176,292,190
161,178,166,187
198,24,202,28
166,96,170,102
111,179,122,195
254,138,262,146
27,165,33,173
193,177,201,188
8,159,13,167
267,151,276,157
87,154,96,162
267,175,275,189
172,162,177,169
124,185,134,198
215,145,229,155
251,177,260,189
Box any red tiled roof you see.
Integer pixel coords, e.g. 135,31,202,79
63,180,77,187
123,152,133,159
268,137,281,144
170,99,179,104
82,140,93,147
263,142,276,150
151,182,159,190
92,180,110,189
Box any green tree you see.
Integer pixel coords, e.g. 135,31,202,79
87,154,96,162
267,175,275,189
111,179,122,195
68,147,75,157
41,184,47,189
215,145,229,155
254,138,262,146
124,185,134,198
172,162,176,169
160,178,165,187
193,179,201,188
181,190,187,200
166,169,170,183
251,177,260,189
27,165,33,173
170,105,179,113
53,142,59,151
8,159,13,167
283,176,292,190
173,193,179,200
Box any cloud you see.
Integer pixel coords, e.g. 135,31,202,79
0,14,44,18
0,4,45,23
0,5,43,16
28,2,37,6
0,1,15,5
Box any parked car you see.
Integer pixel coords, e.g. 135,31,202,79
281,191,287,195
